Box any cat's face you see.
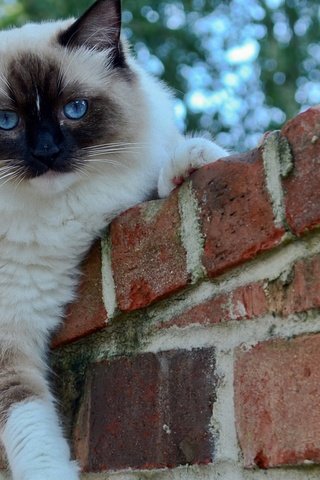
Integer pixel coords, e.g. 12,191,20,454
0,0,141,192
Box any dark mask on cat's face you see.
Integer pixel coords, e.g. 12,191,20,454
0,0,137,181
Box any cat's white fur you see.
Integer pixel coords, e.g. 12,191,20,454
0,14,227,480
3,401,79,479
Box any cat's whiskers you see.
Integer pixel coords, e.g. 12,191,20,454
0,162,27,189
0,74,11,100
82,163,102,175
0,86,10,100
85,158,132,171
0,159,14,167
13,170,27,192
84,148,142,158
75,164,90,178
0,74,11,90
82,141,148,150
0,161,22,173
84,149,145,155
0,172,19,189
0,165,17,176
0,165,13,173
85,148,144,156
0,171,16,181
82,143,147,169
82,143,147,159
86,158,129,165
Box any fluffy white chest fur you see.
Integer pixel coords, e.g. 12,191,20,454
0,0,227,479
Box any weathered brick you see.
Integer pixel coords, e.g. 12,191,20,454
162,282,268,329
281,107,320,235
267,254,320,316
110,191,188,312
52,241,107,348
161,255,320,330
191,149,285,278
75,348,217,472
234,334,320,468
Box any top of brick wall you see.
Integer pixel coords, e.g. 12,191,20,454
52,107,320,347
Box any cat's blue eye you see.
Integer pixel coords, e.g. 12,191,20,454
63,99,88,120
0,111,19,130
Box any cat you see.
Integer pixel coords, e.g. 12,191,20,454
0,0,227,478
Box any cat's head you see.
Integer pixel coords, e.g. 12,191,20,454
0,0,143,193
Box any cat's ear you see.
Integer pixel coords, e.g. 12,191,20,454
59,0,124,66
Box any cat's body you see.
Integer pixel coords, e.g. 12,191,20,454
0,1,227,478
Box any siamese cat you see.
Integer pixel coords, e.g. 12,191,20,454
0,0,227,478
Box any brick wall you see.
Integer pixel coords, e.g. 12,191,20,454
13,107,320,479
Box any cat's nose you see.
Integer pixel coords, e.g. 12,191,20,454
31,131,61,165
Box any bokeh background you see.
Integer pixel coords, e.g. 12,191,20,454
0,0,318,151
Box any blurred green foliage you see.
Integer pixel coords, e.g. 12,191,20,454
0,0,319,150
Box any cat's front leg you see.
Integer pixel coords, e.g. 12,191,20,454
157,136,228,198
0,345,79,480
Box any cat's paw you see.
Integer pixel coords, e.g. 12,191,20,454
28,463,79,480
158,136,228,198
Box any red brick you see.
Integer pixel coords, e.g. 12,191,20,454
191,149,285,278
75,348,217,472
110,192,188,312
162,255,320,330
52,241,107,348
231,283,268,318
162,282,268,329
267,255,320,316
234,334,320,468
281,107,320,235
